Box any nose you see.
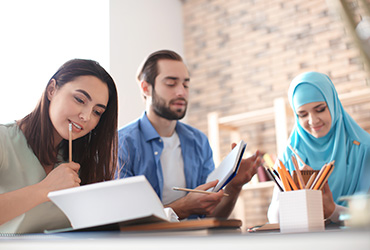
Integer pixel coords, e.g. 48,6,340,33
175,84,187,98
79,108,91,122
308,113,319,126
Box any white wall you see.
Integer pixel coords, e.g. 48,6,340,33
0,0,110,124
109,0,184,128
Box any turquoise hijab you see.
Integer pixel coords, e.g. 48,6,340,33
282,71,370,205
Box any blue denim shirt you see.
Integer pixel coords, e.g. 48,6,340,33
117,112,214,201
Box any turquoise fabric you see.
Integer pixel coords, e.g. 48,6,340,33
282,71,370,205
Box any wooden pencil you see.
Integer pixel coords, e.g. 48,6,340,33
172,187,229,197
291,155,305,189
69,123,72,162
278,160,298,191
310,164,328,190
288,144,310,169
315,161,335,190
305,172,317,189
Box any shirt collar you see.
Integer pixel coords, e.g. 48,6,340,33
139,112,161,142
139,112,195,142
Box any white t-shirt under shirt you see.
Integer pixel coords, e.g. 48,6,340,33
160,132,186,205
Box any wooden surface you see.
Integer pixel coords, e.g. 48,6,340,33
119,218,242,232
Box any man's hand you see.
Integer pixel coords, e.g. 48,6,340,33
166,180,224,219
227,143,262,191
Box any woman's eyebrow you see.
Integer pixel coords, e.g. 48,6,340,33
76,89,92,101
76,89,107,109
314,103,326,109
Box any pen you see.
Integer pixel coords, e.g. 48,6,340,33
172,187,229,197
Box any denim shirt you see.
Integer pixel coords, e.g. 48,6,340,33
117,112,214,201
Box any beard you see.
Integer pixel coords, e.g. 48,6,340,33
152,89,187,120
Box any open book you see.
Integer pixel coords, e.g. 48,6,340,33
206,140,247,192
47,175,173,232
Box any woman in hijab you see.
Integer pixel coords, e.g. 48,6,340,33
267,71,370,223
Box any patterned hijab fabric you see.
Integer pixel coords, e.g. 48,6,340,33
282,71,370,204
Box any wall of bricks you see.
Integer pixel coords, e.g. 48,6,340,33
182,0,370,160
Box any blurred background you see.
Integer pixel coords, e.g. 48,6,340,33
1,0,369,229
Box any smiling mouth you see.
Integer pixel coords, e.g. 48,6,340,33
69,120,82,130
312,125,323,132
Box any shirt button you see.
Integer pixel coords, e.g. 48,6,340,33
154,151,158,155
159,139,162,142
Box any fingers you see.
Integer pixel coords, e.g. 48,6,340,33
197,180,218,191
68,162,81,173
322,182,332,195
231,143,237,150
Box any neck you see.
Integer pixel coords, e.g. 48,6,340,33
52,128,63,149
146,108,177,137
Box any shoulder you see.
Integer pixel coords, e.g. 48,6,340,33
0,123,23,166
176,121,208,139
117,118,144,155
176,122,211,149
0,123,21,141
118,118,141,137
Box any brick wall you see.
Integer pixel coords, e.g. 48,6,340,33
183,0,370,159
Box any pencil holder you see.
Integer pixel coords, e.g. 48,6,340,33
279,189,324,233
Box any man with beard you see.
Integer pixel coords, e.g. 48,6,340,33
117,50,261,219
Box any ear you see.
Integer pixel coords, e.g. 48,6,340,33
141,80,152,98
47,79,57,101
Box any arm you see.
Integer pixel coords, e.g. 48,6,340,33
321,182,337,219
211,150,262,218
0,162,80,225
267,185,281,223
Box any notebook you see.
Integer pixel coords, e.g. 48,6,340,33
206,140,247,192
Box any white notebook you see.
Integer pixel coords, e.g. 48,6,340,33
47,175,170,231
206,140,247,192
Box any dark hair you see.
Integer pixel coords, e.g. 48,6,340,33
136,50,183,99
19,59,118,184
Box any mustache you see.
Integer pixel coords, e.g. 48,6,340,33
170,98,187,104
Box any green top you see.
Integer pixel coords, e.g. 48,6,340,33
0,123,71,233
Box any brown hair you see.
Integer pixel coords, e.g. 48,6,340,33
19,59,118,184
136,50,183,99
